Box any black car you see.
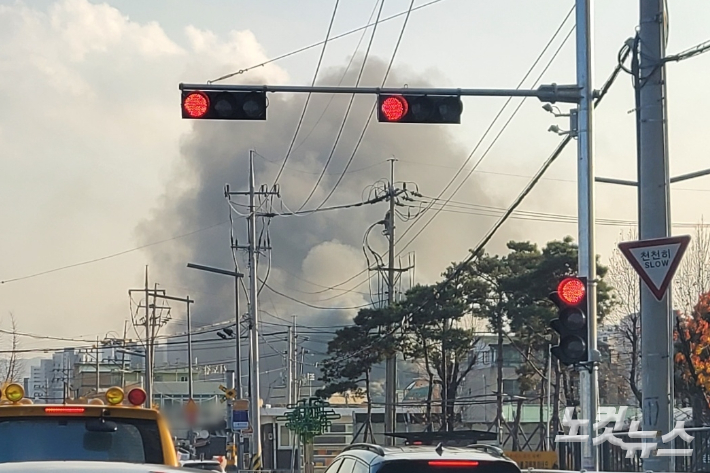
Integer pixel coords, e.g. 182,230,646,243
325,443,522,473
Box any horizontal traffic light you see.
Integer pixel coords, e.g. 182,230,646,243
181,90,267,120
377,94,463,124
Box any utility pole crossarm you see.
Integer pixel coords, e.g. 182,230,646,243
179,83,582,104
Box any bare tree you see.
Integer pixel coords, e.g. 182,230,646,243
0,313,21,385
607,222,710,407
674,218,710,315
619,312,641,404
606,229,641,404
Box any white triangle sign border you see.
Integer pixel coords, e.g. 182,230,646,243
618,235,691,301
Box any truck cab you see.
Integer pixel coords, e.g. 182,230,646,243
0,384,178,466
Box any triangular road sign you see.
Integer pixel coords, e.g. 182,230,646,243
618,235,691,301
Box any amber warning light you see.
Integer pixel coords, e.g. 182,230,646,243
557,277,586,305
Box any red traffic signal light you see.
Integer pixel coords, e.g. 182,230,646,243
183,92,210,118
557,277,586,305
181,90,267,120
377,94,462,124
549,276,588,366
380,96,409,122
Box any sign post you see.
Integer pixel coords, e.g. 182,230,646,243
618,235,690,300
232,399,250,431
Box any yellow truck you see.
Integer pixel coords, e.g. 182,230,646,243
0,383,179,466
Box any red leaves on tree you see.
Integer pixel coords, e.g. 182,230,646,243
675,292,710,391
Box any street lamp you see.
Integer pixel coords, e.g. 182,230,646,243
187,262,244,470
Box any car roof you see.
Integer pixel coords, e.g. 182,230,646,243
338,444,518,467
0,404,161,419
0,461,185,473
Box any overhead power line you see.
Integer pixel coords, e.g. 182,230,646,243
300,5,576,296
397,7,576,255
0,221,227,285
207,0,446,84
259,279,371,311
311,0,417,211
273,0,341,185
317,38,632,368
665,38,710,62
297,0,387,211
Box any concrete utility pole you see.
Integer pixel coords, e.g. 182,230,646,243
638,1,673,471
226,150,279,471
144,267,153,408
288,323,295,405
96,337,100,393
129,276,174,409
149,293,195,445
575,0,599,470
385,157,397,444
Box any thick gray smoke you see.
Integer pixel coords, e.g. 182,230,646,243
137,56,525,400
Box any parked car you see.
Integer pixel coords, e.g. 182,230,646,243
323,443,522,473
181,460,225,472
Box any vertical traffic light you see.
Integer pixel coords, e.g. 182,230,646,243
377,94,463,124
181,90,267,120
549,276,588,366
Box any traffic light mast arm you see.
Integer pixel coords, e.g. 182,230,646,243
179,83,582,104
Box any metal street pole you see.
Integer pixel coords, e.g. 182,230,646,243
638,1,672,471
186,262,246,463
575,0,599,470
226,369,237,471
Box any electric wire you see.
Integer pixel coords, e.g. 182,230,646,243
272,0,340,185
665,38,710,62
297,0,386,211
292,0,381,154
293,4,576,297
259,279,371,310
0,221,227,285
207,0,446,84
311,0,416,211
315,38,631,371
396,12,576,256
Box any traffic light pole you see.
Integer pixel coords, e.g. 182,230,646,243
575,1,599,470
575,0,599,471
179,83,582,104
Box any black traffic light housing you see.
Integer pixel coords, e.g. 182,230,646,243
377,94,463,124
181,90,267,120
549,276,588,367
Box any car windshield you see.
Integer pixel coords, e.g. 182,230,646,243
377,459,521,473
0,416,164,464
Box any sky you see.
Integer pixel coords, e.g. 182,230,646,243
1,0,710,386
